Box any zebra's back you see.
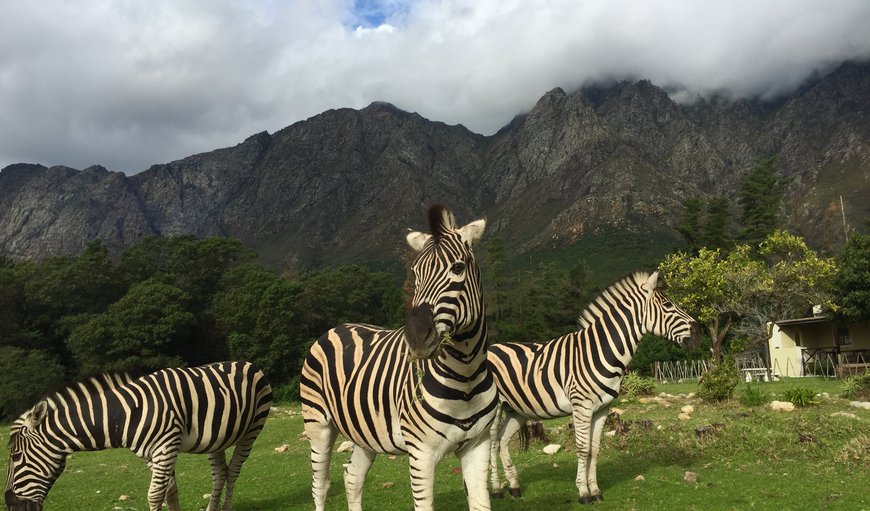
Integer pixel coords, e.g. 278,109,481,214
487,340,575,420
120,361,272,455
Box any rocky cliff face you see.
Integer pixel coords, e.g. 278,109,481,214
1,62,868,269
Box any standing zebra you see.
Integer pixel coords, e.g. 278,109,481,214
300,205,498,511
5,361,272,511
487,271,699,503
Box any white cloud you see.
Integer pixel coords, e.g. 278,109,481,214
1,0,868,173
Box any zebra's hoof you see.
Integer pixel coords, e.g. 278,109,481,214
579,495,594,504
508,487,522,498
491,491,504,499
591,493,603,502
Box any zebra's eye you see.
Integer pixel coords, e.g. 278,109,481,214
11,451,23,462
450,262,466,275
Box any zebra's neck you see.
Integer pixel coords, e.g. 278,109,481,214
577,299,645,375
435,297,488,380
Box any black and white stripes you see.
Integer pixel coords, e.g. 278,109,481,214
5,361,272,511
487,271,698,503
300,205,498,511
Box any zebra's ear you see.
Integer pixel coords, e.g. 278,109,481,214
406,230,431,252
458,218,486,246
642,271,661,293
26,400,49,429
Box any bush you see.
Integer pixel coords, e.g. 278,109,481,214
782,386,819,407
698,356,739,402
620,371,657,400
738,383,771,407
840,372,870,400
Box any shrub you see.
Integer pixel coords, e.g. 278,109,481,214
840,372,870,400
698,356,739,402
782,386,819,407
738,383,771,407
621,371,657,400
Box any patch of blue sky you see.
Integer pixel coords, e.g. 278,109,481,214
350,0,412,28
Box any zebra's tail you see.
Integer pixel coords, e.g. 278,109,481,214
518,420,530,452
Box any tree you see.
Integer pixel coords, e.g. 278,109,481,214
66,278,194,375
732,230,837,344
830,233,870,323
677,197,703,252
660,245,761,363
738,157,782,246
660,230,836,364
701,197,732,250
0,346,66,421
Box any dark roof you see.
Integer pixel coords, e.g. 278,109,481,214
775,316,829,327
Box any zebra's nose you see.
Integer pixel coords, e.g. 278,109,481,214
690,322,702,341
405,304,437,358
5,489,40,511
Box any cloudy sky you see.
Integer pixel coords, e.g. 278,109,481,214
2,0,869,174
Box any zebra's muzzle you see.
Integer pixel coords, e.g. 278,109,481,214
405,304,439,359
5,490,41,511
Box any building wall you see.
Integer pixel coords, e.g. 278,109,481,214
768,320,870,377
769,323,804,377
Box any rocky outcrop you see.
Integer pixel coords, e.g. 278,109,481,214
1,61,868,268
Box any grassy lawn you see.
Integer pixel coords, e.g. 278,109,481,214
2,377,868,510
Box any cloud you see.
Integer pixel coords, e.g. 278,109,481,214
1,0,869,174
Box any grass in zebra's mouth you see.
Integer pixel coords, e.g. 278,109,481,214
410,332,454,400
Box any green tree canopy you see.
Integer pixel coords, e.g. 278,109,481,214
660,230,836,363
66,278,194,375
831,233,870,323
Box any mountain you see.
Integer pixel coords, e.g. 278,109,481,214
1,61,868,278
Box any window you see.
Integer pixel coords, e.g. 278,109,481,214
836,327,852,346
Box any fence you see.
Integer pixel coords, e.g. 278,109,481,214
653,359,708,384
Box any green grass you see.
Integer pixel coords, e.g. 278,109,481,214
2,377,868,510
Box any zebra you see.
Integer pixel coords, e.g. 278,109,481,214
487,270,699,503
300,204,498,511
5,361,272,511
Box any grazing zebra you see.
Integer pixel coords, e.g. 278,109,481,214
487,271,699,503
300,205,498,511
5,361,272,511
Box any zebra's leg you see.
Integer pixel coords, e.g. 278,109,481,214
489,405,504,498
164,471,180,511
570,402,595,504
222,424,266,511
343,445,376,511
206,450,228,511
585,410,609,502
146,446,181,511
498,412,527,497
458,432,493,511
408,447,440,511
305,419,339,511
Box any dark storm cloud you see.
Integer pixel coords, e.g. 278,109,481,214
1,0,868,174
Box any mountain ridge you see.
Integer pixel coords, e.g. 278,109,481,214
2,61,868,273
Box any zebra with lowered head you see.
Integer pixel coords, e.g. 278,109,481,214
5,361,272,511
487,270,699,503
300,204,498,511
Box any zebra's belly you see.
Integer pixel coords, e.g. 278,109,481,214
329,403,408,455
504,384,572,420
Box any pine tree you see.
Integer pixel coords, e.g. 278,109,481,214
677,197,703,252
702,197,731,250
739,157,781,246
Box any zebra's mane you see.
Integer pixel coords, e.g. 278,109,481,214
9,372,134,443
427,204,456,239
576,270,654,330
36,373,134,414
